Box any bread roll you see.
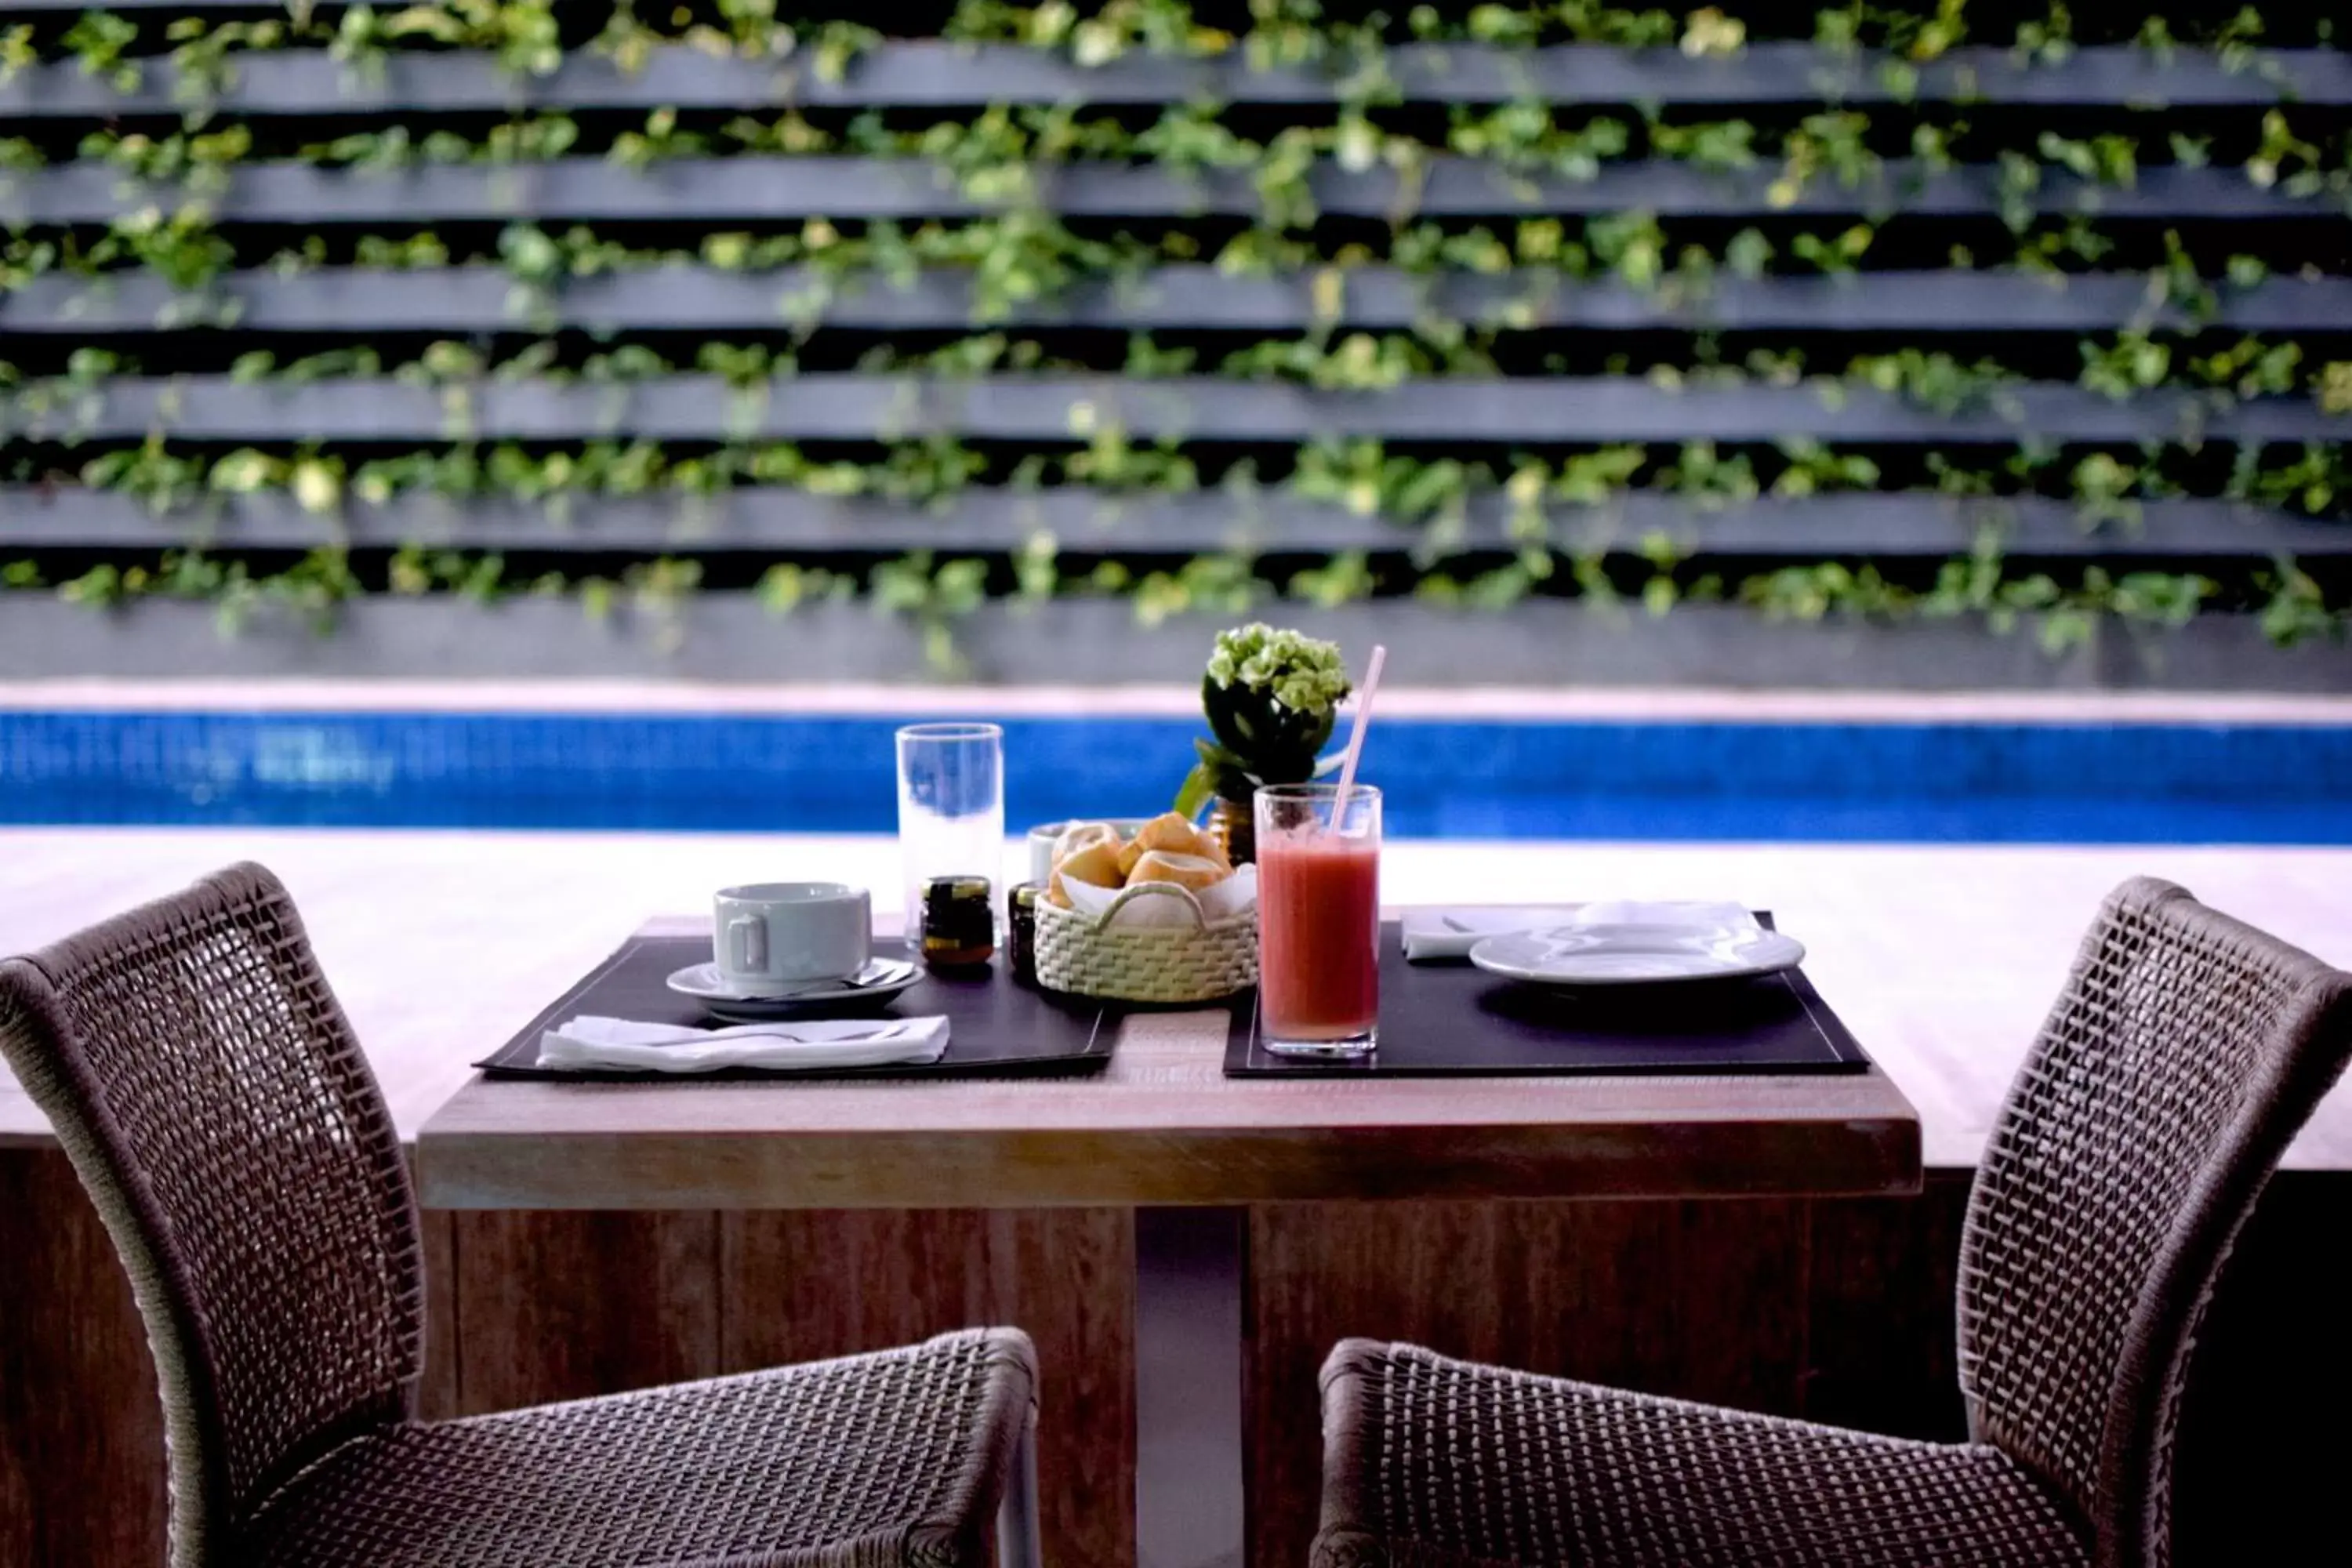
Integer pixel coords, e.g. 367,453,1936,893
1048,839,1125,908
1053,821,1121,866
1124,850,1230,894
1116,811,1227,878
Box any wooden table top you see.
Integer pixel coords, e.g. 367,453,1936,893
415,915,1920,1210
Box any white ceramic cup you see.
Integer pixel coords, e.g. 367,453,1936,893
1025,818,1152,887
713,883,872,989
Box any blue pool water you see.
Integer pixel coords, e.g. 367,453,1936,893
2,710,2347,843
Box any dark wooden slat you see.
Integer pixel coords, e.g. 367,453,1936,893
5,488,2343,557
0,1146,168,1566
9,263,2345,334
5,42,2347,115
0,158,2322,225
1802,1172,1973,1440
7,591,2336,688
5,372,2336,442
448,1209,719,1412
719,1210,1135,1568
1247,1199,1811,1568
405,1123,459,1429
415,1167,460,1422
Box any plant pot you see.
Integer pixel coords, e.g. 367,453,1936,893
1209,796,1256,866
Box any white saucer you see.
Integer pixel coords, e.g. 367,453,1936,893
1468,924,1806,988
666,956,920,1018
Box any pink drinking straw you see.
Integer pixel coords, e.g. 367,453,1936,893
1328,644,1387,831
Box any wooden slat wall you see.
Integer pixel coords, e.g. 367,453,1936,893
6,1159,2348,1566
12,490,2344,561
5,27,2336,610
9,267,2347,335
16,374,2343,445
446,1211,724,1411
2,155,2313,225
11,43,2352,116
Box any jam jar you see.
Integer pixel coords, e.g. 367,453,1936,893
918,875,996,969
1005,881,1043,985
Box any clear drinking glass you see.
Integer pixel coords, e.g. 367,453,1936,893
1254,782,1381,1057
895,723,1005,938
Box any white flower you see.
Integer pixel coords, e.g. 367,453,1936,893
1204,623,1351,714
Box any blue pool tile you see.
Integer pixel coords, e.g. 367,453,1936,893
0,710,2347,844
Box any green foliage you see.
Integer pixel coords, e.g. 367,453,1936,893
331,0,565,78
61,10,140,94
0,0,2343,655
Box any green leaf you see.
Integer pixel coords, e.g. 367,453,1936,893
1173,759,1218,819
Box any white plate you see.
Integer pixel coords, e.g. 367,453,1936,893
1468,924,1805,988
666,956,920,1018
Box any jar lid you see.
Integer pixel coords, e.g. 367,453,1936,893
1008,881,1042,912
922,874,992,906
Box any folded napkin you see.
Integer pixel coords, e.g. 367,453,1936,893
536,1014,949,1073
1400,901,1759,962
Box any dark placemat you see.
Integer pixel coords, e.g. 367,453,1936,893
1224,916,1871,1078
479,934,1116,1080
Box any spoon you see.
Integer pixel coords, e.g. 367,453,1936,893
731,956,909,1000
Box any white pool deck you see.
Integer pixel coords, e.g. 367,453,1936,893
5,828,2348,1171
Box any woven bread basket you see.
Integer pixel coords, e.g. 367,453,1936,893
1033,880,1258,1004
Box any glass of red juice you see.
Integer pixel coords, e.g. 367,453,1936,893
1254,782,1381,1057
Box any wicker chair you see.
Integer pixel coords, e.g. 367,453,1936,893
1313,877,2352,1568
0,862,1043,1568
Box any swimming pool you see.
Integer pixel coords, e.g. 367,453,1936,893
3,705,2347,844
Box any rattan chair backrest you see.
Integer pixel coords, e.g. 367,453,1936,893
1957,876,2351,1566
0,863,423,1566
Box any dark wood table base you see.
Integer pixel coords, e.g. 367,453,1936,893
1136,1208,1247,1568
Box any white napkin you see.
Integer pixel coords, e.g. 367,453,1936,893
536,1014,949,1073
1400,902,1759,961
1062,864,1259,928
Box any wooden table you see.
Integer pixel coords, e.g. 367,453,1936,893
416,914,1921,1568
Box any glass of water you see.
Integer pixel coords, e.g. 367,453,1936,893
895,722,1004,940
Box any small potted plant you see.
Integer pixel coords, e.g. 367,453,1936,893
1173,623,1354,864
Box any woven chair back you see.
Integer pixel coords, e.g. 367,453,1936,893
0,863,423,1565
1957,876,2352,1565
